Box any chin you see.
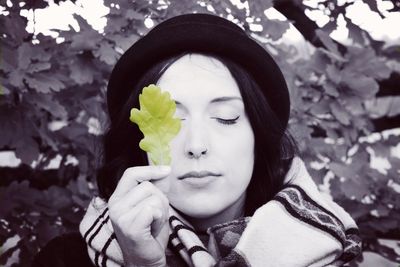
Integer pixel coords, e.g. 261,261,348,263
174,199,226,219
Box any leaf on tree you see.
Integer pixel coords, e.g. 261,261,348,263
344,96,364,116
364,0,385,18
26,62,51,74
0,107,26,148
0,181,41,215
2,13,29,44
24,0,48,10
309,99,331,115
17,43,51,72
342,72,379,98
376,205,391,216
18,43,33,70
340,178,370,200
346,19,365,45
364,96,400,118
58,121,88,139
345,46,391,80
326,64,341,84
36,186,72,216
0,44,16,73
329,161,359,179
324,82,339,97
321,20,337,34
291,122,313,141
330,101,351,125
368,217,398,232
344,202,371,220
69,57,94,85
36,220,62,248
104,16,130,34
30,92,68,119
93,42,119,65
315,29,340,55
111,33,139,52
342,127,359,146
307,166,327,185
307,50,330,74
25,73,65,93
125,9,145,20
15,136,40,165
69,16,102,51
36,123,58,151
9,69,26,88
262,19,290,41
248,0,274,16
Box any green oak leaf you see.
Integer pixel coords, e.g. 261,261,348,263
129,84,181,165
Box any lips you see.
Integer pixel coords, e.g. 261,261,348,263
178,170,222,179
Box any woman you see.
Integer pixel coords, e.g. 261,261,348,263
34,14,361,267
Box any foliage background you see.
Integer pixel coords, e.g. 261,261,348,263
1,0,399,266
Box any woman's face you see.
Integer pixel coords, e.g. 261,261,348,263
149,54,255,219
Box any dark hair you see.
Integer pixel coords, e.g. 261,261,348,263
97,52,298,216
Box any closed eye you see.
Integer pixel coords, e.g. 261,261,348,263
213,116,240,125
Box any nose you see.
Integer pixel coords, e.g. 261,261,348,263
184,120,209,159
187,148,208,159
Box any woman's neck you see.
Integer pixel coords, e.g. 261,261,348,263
183,192,246,232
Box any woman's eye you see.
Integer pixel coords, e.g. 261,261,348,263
214,116,240,125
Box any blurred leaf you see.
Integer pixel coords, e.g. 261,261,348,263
26,62,52,74
344,97,364,116
364,0,384,17
329,161,359,179
69,16,102,51
2,13,29,44
342,73,379,98
346,19,365,44
36,220,62,247
345,46,391,80
111,33,139,52
9,69,26,88
340,178,370,200
326,64,342,84
30,92,68,120
69,57,95,85
0,44,16,73
330,101,351,125
248,0,273,14
15,136,40,165
24,0,48,9
18,43,33,70
321,20,337,34
25,73,66,93
365,97,400,118
103,16,130,34
125,9,145,20
316,29,340,55
262,19,290,41
93,42,119,65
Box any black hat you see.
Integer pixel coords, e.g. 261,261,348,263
107,13,290,127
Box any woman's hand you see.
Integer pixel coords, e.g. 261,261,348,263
108,166,171,267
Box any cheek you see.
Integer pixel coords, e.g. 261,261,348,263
223,126,255,186
168,135,184,169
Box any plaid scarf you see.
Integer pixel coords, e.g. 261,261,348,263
79,157,362,267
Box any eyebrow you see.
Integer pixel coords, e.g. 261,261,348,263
175,96,243,106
